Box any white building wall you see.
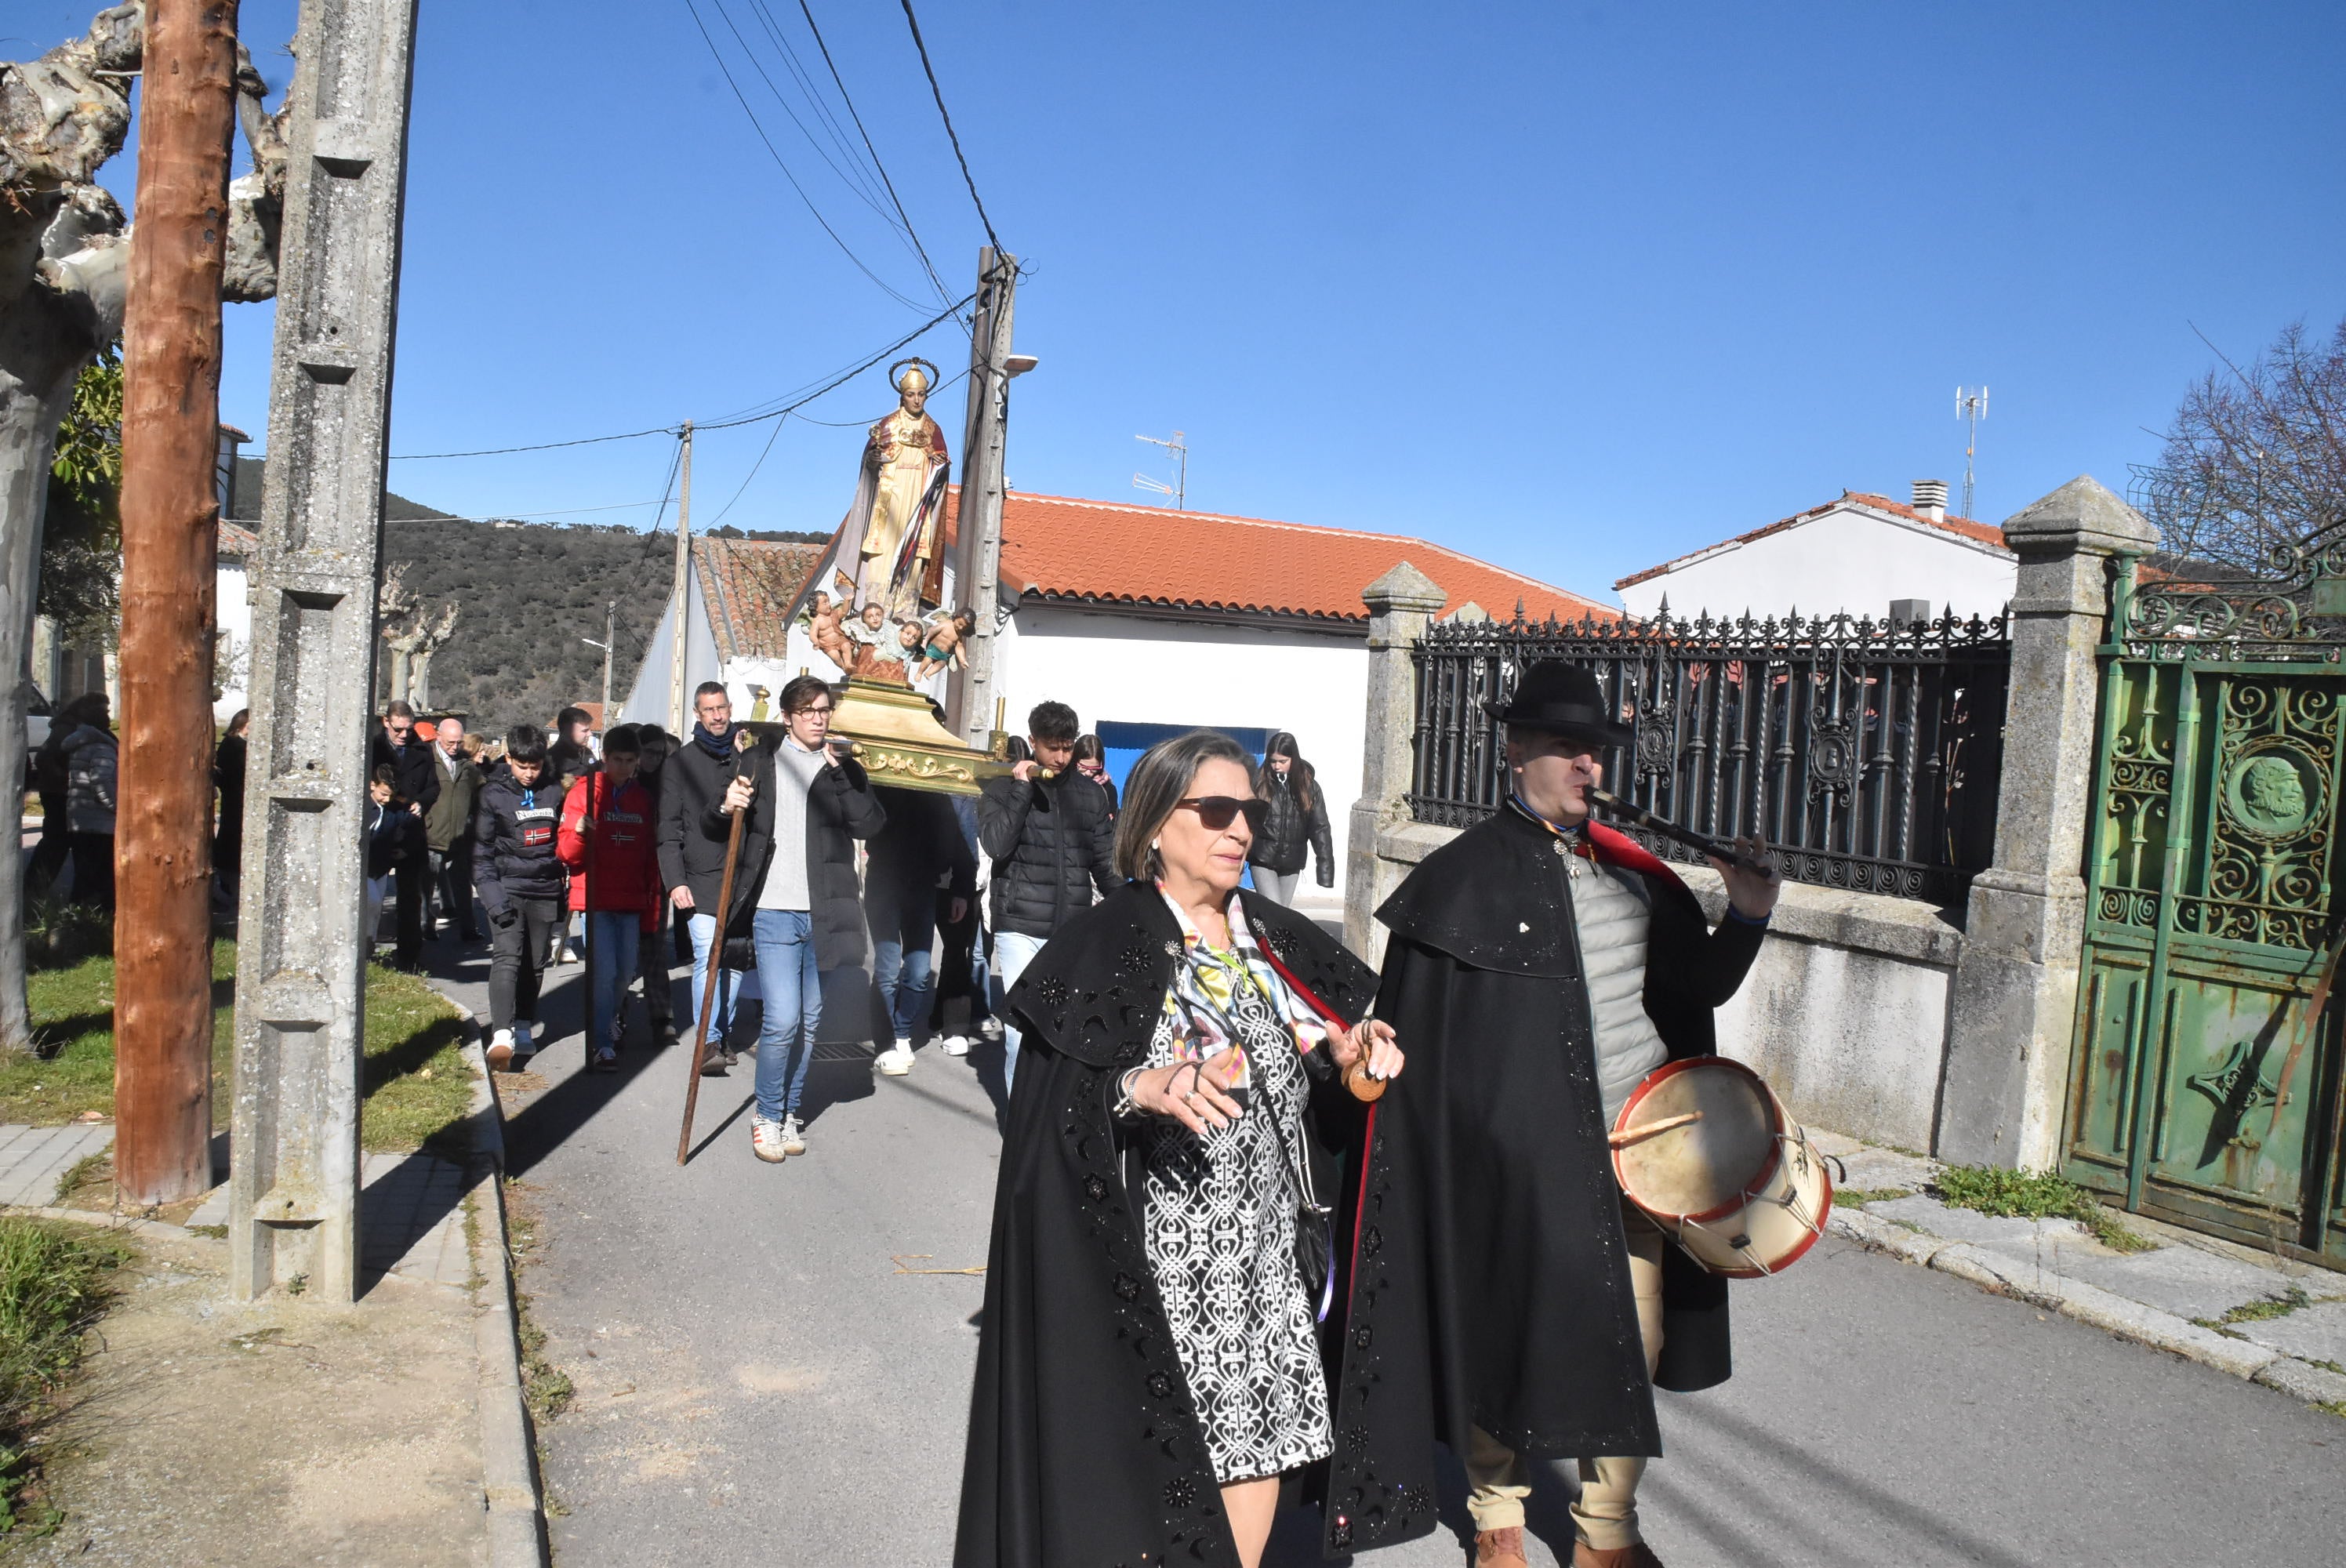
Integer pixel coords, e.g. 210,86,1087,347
214,560,251,720
994,604,1369,906
1618,510,2016,622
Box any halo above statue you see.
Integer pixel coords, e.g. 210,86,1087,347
889,358,939,396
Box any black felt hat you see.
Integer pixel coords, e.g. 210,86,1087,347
1487,660,1634,747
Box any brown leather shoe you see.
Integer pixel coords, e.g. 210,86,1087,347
1476,1527,1530,1568
1573,1543,1665,1568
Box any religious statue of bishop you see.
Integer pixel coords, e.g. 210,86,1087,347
848,358,952,619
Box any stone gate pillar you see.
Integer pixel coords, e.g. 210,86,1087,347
1346,563,1445,964
1941,476,2157,1168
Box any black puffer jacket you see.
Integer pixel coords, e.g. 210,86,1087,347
979,770,1118,939
472,764,568,919
1247,768,1335,884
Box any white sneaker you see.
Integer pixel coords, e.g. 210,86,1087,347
750,1115,788,1163
875,1040,915,1077
942,1034,971,1058
780,1114,806,1156
487,1028,515,1070
977,1016,1004,1044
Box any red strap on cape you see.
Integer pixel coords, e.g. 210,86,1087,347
1585,818,1690,891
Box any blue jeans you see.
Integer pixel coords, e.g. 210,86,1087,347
871,901,937,1045
685,911,739,1049
754,909,822,1120
585,910,639,1050
992,929,1048,1093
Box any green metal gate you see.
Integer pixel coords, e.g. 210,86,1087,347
2065,540,2346,1264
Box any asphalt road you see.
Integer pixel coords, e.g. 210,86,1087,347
423,934,2346,1568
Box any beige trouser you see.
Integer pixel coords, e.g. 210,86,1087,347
1465,1200,1666,1549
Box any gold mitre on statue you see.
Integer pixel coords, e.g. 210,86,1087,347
889,357,938,396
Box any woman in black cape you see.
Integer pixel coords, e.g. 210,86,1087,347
956,730,1407,1568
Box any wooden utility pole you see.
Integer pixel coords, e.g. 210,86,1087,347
950,248,1016,748
667,423,695,734
114,0,242,1206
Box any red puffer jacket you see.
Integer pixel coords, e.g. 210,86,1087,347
557,775,663,931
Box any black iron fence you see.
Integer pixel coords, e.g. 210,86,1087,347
1409,608,2013,904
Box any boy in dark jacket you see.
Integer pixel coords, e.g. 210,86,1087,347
558,725,663,1073
475,726,568,1068
361,766,425,958
976,699,1117,1090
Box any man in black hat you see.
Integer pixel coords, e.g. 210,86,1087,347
1319,660,1781,1568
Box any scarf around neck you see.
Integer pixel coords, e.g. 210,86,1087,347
692,723,735,761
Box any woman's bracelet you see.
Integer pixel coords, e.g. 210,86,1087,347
1112,1066,1145,1120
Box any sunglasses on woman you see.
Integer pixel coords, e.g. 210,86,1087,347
1175,795,1268,832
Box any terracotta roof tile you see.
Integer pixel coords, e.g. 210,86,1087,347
1614,492,2007,590
693,536,826,662
942,488,1612,624
217,521,259,561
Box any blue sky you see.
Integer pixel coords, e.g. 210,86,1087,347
15,0,2344,604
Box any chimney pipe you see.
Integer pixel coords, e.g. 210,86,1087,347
1912,478,1948,522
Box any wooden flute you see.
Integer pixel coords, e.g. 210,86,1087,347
1585,787,1778,877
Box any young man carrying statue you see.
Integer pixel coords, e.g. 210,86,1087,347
1322,660,1781,1568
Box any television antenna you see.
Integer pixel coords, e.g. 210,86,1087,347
1133,430,1187,510
1956,387,1988,519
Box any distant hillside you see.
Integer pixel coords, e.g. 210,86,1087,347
228,458,826,735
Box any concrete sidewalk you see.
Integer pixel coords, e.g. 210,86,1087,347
1817,1131,2346,1412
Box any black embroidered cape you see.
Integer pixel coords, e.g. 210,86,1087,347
1320,806,1767,1558
953,881,1409,1568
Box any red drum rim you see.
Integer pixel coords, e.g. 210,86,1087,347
1611,1054,1787,1225
1700,1156,1836,1278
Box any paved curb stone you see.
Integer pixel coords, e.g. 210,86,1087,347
460,1035,549,1568
1826,1209,2333,1410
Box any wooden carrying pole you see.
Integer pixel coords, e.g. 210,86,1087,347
677,763,750,1163
114,0,242,1205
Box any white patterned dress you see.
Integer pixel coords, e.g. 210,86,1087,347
1131,892,1334,1484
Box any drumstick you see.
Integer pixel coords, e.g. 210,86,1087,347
1585,788,1775,877
1607,1109,1704,1148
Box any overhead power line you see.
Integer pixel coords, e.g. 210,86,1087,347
683,0,932,313
387,292,974,462
898,0,1003,256
790,0,955,311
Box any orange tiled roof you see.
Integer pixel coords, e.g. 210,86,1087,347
694,536,825,662
939,488,1613,624
1614,492,2008,591
217,521,259,560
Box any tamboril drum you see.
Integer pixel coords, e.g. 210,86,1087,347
1610,1056,1832,1279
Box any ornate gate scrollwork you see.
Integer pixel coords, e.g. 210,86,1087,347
2067,528,2346,1265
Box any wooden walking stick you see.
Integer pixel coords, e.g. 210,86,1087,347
677,755,753,1163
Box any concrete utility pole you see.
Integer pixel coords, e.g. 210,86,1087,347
114,0,243,1205
667,423,693,735
592,601,615,722
950,247,1016,747
229,0,419,1304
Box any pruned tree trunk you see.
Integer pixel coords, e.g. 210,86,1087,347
0,7,140,1053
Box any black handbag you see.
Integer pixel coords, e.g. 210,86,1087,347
721,934,758,971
